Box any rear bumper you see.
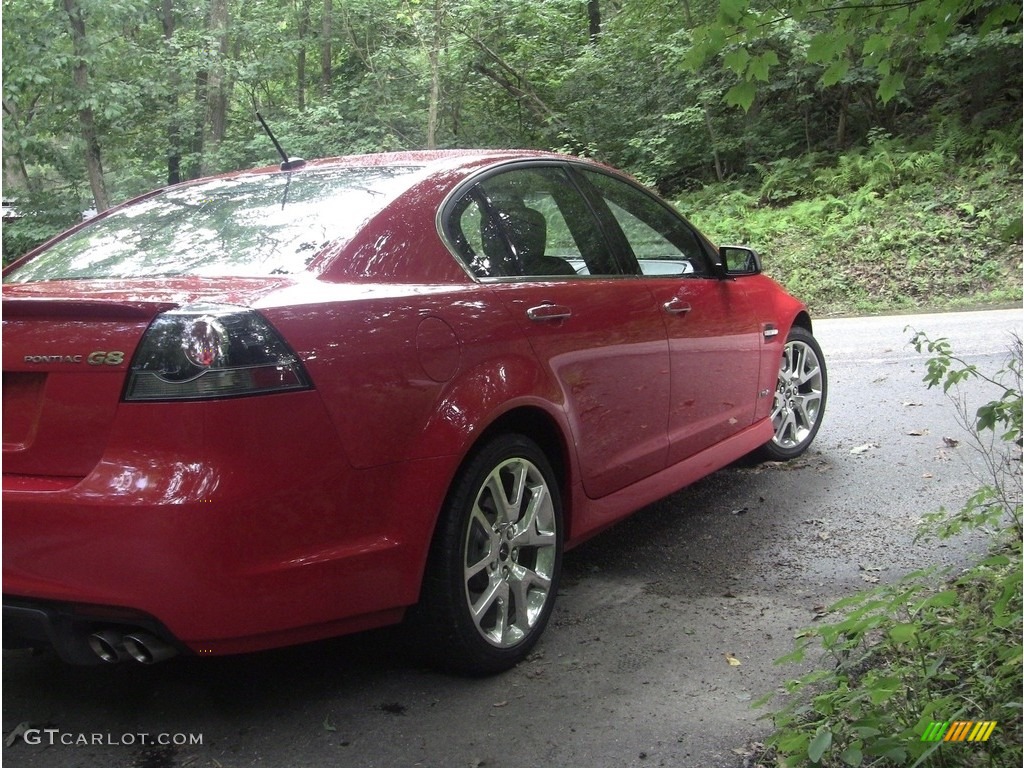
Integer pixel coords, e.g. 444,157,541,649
2,450,453,660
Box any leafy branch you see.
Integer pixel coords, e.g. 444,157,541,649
908,329,1023,538
758,332,1023,766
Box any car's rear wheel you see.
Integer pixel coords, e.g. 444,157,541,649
415,434,562,674
762,326,827,461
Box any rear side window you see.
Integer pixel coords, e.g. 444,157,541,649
4,166,421,282
445,166,625,279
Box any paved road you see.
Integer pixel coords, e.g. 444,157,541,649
3,308,1021,768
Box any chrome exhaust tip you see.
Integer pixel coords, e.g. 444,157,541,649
88,629,127,663
122,632,178,664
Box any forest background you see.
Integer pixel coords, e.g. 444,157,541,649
2,0,1021,314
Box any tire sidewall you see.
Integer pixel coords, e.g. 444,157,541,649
421,433,563,674
763,326,828,461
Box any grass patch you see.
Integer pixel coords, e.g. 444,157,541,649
682,138,1022,316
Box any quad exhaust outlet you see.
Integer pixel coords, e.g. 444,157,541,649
88,629,177,664
88,629,127,663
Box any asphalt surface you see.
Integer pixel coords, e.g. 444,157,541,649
3,307,1021,768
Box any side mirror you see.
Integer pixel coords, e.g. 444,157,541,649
719,245,762,276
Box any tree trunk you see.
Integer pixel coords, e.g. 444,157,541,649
190,70,207,180
587,0,601,44
202,0,229,175
297,0,311,111
62,0,109,212
836,86,849,149
468,35,567,131
2,99,39,194
161,0,182,185
426,0,444,149
680,0,693,26
3,149,35,195
681,0,723,182
472,63,550,126
703,109,724,183
321,0,333,92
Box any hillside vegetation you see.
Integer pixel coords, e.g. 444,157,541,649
2,0,1022,315
684,130,1022,315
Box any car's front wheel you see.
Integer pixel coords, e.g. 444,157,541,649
762,326,827,461
415,434,563,674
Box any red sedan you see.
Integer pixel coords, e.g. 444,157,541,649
2,150,826,673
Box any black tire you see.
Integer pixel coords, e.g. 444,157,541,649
413,434,563,675
760,326,827,461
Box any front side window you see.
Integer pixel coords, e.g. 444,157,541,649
4,166,422,283
446,166,624,279
580,169,710,277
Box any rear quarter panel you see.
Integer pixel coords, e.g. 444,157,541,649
260,281,568,470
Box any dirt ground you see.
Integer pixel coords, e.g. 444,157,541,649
3,309,1019,768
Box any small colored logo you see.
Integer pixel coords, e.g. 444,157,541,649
921,721,997,742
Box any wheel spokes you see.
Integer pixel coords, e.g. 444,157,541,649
463,456,558,648
772,339,824,449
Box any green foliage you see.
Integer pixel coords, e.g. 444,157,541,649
911,333,1022,444
1,0,1021,284
764,554,1022,766
758,337,1023,766
685,127,1023,315
1,194,83,264
685,0,1023,106
909,330,1023,540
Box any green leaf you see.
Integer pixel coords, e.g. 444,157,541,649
877,745,908,761
841,742,864,766
851,725,882,738
749,51,779,82
724,81,756,111
923,21,954,54
723,47,751,76
888,622,917,643
878,72,906,103
978,554,1011,567
777,730,809,753
867,679,900,704
682,38,716,70
808,726,832,762
821,59,850,87
980,3,1024,35
919,589,957,609
807,32,842,64
719,0,748,26
862,34,891,59
776,645,808,664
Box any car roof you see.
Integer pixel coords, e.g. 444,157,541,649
221,149,594,184
2,149,609,287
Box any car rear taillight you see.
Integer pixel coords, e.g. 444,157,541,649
123,304,311,401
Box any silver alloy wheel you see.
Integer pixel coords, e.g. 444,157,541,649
463,456,558,648
772,336,825,450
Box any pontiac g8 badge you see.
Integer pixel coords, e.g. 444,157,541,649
23,351,125,365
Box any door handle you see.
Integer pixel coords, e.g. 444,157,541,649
526,303,572,322
662,298,692,315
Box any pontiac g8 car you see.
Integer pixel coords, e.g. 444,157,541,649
2,150,826,673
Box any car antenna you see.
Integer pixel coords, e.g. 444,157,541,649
256,112,306,172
